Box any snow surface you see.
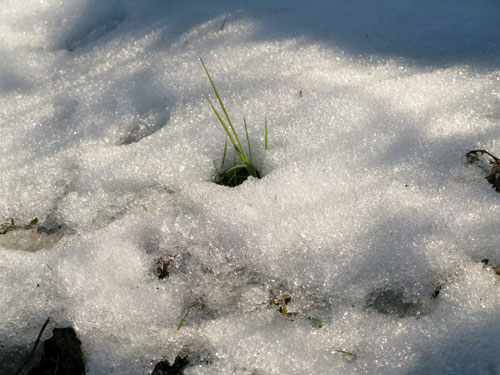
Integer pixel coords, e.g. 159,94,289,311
1,1,500,374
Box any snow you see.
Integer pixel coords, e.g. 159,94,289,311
1,1,500,374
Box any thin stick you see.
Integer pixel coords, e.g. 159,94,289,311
467,150,500,162
218,17,227,32
14,317,51,375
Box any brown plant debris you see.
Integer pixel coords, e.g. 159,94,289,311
466,149,500,192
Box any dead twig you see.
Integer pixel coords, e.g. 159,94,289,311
466,149,500,192
1,218,38,235
218,17,227,32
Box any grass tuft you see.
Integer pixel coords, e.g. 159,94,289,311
201,58,268,187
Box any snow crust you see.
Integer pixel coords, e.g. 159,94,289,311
1,1,500,374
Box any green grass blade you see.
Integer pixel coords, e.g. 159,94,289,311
335,350,353,356
244,163,258,178
224,164,247,175
221,136,228,170
227,171,238,186
202,90,246,162
307,317,324,324
265,118,268,150
213,161,220,176
177,311,189,331
244,118,254,166
200,58,248,162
